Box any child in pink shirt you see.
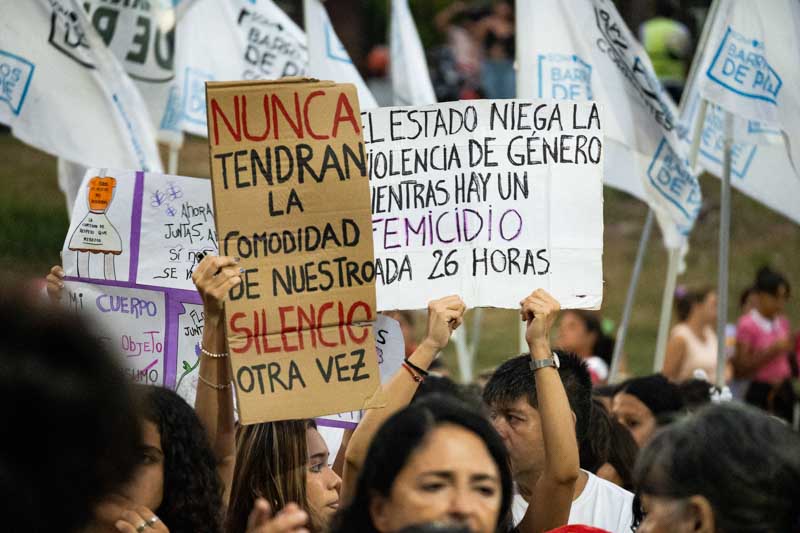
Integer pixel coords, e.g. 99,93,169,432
735,267,794,409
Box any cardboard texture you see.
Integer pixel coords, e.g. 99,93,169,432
206,78,382,424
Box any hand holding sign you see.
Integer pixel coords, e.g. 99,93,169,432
45,265,65,302
421,295,466,352
192,255,242,323
520,289,561,348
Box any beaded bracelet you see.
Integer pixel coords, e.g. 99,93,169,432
201,346,229,358
198,375,232,390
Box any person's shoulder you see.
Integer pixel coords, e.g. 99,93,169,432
588,472,634,504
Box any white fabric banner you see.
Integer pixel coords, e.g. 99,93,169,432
303,0,378,110
390,0,437,106
679,91,800,225
689,0,800,176
516,0,701,248
0,0,163,174
161,0,308,138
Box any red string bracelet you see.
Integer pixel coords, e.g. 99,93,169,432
402,362,424,383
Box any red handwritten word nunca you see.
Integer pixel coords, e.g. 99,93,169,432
210,90,361,145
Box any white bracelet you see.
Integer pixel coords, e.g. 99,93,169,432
201,346,229,358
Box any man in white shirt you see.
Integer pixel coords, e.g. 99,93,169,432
484,354,635,532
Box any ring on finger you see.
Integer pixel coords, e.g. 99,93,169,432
136,522,148,533
146,515,160,527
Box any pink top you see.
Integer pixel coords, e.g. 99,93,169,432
736,309,793,384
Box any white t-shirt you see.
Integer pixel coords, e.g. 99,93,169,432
512,471,635,533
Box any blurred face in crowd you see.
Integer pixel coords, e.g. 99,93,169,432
489,397,545,480
370,424,503,533
121,420,164,511
556,311,596,357
305,427,341,527
699,291,717,327
638,494,715,533
757,284,789,318
612,392,657,447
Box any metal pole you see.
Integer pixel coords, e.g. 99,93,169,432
689,99,709,170
716,111,733,388
653,247,681,373
168,145,180,175
609,208,654,383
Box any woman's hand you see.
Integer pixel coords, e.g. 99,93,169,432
246,499,309,533
191,255,241,323
93,497,169,533
45,265,65,302
420,295,466,352
520,289,560,349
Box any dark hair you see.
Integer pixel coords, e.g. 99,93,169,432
739,286,756,309
615,374,684,417
330,395,514,533
563,310,615,365
579,399,638,490
0,288,141,532
634,403,800,532
413,375,486,414
675,287,713,322
677,378,712,411
754,266,791,298
398,525,472,533
483,351,593,442
138,386,224,533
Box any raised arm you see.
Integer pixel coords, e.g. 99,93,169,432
517,290,579,533
192,255,241,505
340,295,466,503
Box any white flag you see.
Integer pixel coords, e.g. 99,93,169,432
678,0,800,226
517,0,701,248
688,0,800,175
161,0,308,138
0,1,163,174
303,0,378,110
390,0,436,106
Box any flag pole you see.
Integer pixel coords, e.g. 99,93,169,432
716,110,733,388
515,0,532,356
609,208,654,383
653,246,681,373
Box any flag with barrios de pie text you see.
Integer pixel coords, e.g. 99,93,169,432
0,0,163,175
678,0,800,226
517,0,701,249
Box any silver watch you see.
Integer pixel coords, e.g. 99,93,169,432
530,352,560,371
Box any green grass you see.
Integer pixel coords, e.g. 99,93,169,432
1,133,798,379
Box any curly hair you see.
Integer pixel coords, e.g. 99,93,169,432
139,386,224,533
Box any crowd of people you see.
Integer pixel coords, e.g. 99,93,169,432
2,257,797,533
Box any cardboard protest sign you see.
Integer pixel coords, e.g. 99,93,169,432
317,314,405,428
205,78,382,424
61,168,217,405
362,100,604,310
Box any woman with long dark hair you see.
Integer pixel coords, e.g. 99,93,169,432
330,395,514,533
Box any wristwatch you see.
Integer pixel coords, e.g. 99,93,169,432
530,352,560,371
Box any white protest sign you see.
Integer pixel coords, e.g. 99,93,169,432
317,314,405,429
60,168,217,405
363,100,604,310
